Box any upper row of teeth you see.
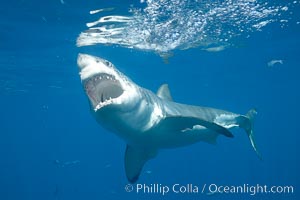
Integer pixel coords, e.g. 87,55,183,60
93,75,116,81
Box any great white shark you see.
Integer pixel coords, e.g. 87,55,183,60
77,53,261,183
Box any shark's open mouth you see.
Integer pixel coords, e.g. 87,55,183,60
84,73,124,110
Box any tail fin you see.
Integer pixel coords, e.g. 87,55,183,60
238,109,262,160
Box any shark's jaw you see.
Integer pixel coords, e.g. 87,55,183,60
83,73,124,110
77,53,138,112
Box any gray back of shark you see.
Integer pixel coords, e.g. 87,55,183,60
77,53,261,183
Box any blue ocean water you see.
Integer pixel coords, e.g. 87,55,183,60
0,0,299,200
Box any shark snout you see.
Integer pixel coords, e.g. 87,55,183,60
77,53,109,80
77,53,91,69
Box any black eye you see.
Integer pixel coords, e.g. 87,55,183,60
96,60,100,63
105,61,110,66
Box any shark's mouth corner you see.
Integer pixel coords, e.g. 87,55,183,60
84,73,124,111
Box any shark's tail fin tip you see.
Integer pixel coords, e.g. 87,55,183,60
246,108,257,120
245,108,262,160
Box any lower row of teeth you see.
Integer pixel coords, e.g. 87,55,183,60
94,76,115,81
95,98,113,111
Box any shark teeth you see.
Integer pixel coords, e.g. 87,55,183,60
84,73,124,110
94,98,114,111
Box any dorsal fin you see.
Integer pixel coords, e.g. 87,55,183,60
157,84,173,101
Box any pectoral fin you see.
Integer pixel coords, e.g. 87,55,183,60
162,116,234,138
124,145,156,183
